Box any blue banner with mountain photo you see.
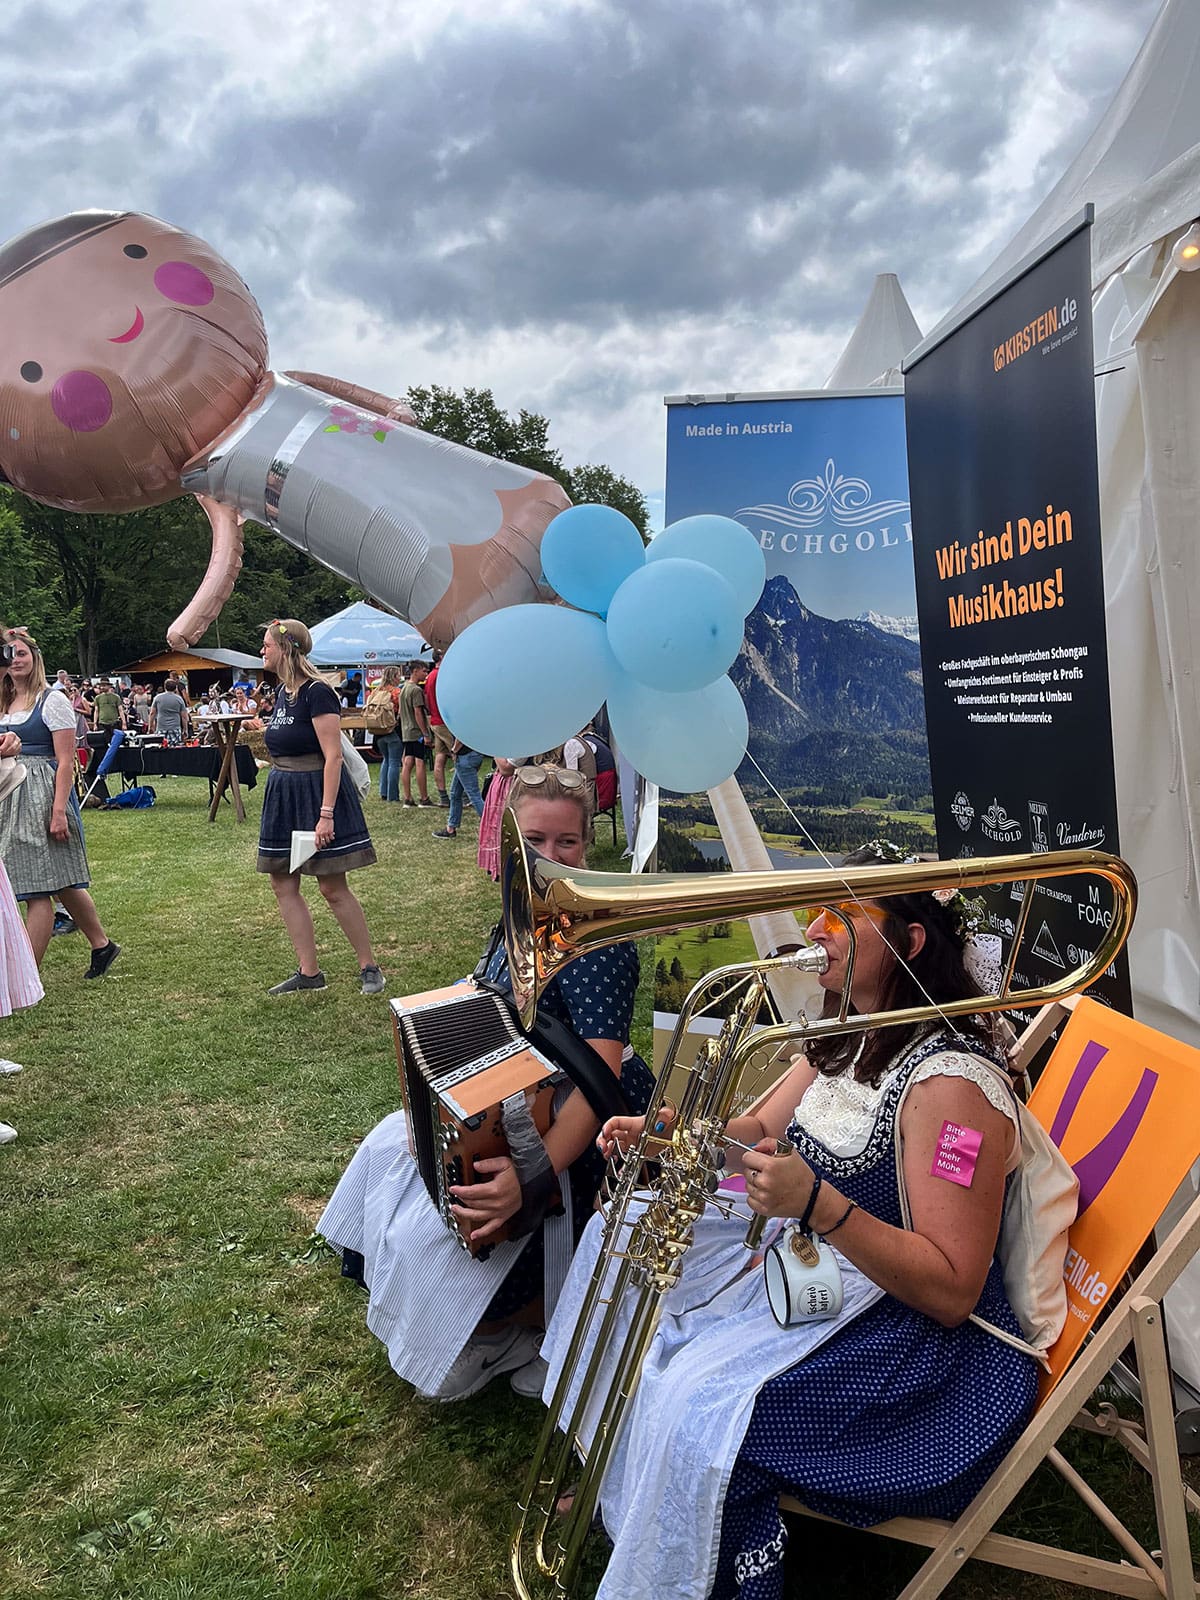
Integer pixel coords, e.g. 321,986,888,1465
659,389,932,1020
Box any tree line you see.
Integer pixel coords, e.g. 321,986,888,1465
0,385,648,675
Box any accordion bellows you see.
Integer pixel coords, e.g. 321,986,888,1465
391,983,559,1256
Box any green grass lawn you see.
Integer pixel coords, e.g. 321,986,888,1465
0,781,1193,1598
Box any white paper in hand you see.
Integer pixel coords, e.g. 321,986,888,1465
290,830,319,872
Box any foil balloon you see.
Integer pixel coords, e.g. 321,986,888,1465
0,210,569,651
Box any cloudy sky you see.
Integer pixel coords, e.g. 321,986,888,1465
1,0,1160,525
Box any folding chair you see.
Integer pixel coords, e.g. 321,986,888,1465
781,994,1200,1598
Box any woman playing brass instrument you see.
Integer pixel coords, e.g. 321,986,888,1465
541,844,1038,1600
318,765,654,1402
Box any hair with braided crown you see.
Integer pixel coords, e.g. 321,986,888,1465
806,842,991,1087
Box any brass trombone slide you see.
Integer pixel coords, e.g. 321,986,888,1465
504,833,1137,1598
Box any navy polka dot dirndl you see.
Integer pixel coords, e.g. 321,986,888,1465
710,1034,1039,1599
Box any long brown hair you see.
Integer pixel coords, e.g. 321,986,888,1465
0,627,47,715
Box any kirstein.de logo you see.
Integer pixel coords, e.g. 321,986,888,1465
951,791,974,832
980,799,1023,843
1029,802,1049,853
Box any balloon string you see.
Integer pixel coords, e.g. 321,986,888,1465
742,751,970,1046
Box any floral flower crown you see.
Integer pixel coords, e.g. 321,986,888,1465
859,839,985,933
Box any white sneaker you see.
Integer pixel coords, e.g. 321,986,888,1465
434,1326,542,1402
510,1353,549,1399
0,1123,17,1144
0,1060,23,1075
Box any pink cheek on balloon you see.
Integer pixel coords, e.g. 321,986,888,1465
51,370,114,433
154,260,215,306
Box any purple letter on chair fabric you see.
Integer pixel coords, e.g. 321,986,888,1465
1048,1037,1158,1217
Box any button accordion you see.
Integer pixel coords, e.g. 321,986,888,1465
391,983,561,1256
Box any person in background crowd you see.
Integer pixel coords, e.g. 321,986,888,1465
230,685,257,716
0,629,120,975
84,677,126,803
398,660,433,808
476,756,518,881
430,729,484,842
423,649,452,807
372,666,405,803
256,619,383,997
131,683,152,730
256,683,275,719
148,677,190,747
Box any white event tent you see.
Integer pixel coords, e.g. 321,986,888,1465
931,0,1200,1394
933,0,1200,1052
307,600,428,668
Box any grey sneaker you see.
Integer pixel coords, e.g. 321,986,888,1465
434,1326,542,1402
268,969,326,996
510,1352,549,1399
360,964,386,996
431,827,457,840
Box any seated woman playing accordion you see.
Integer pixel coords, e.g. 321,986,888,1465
537,844,1039,1600
318,765,653,1401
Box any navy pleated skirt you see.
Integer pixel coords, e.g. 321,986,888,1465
256,768,376,875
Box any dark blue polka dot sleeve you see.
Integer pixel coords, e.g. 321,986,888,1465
550,943,639,1043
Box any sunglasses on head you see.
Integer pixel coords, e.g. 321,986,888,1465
512,764,587,791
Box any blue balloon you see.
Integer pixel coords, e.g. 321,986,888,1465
647,514,766,616
607,672,748,793
437,604,614,756
540,503,646,616
605,558,742,693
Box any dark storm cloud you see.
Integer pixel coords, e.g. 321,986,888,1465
146,0,1156,349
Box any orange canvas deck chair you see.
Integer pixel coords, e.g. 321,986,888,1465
782,994,1200,1598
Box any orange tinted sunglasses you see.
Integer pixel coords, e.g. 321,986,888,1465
802,901,891,930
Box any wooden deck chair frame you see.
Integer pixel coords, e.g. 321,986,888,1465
781,995,1200,1598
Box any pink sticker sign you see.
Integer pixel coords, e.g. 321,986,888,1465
931,1120,983,1187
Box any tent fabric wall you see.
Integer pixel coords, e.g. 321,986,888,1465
949,0,1200,1390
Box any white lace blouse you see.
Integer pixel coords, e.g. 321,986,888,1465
796,1045,1021,1171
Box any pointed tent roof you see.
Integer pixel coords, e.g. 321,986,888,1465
942,0,1200,318
307,600,428,667
825,273,923,389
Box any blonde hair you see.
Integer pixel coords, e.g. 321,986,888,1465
263,619,323,695
1,628,48,715
380,665,403,687
509,764,594,856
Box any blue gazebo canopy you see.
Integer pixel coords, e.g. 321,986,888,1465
307,601,428,667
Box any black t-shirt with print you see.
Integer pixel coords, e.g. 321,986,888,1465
264,680,340,758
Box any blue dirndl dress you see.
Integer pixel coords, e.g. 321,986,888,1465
712,1032,1039,1599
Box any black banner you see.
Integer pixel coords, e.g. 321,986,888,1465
904,214,1130,1014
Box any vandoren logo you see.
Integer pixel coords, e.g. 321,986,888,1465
951,791,974,832
981,799,1022,842
1056,820,1106,847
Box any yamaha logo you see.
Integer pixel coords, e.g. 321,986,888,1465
951,791,974,832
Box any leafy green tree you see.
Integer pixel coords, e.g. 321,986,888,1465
405,384,649,537
564,463,649,540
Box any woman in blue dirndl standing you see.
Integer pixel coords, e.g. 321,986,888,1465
257,619,383,996
541,843,1041,1600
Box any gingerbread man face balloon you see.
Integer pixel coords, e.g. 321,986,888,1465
0,211,268,511
0,210,567,651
